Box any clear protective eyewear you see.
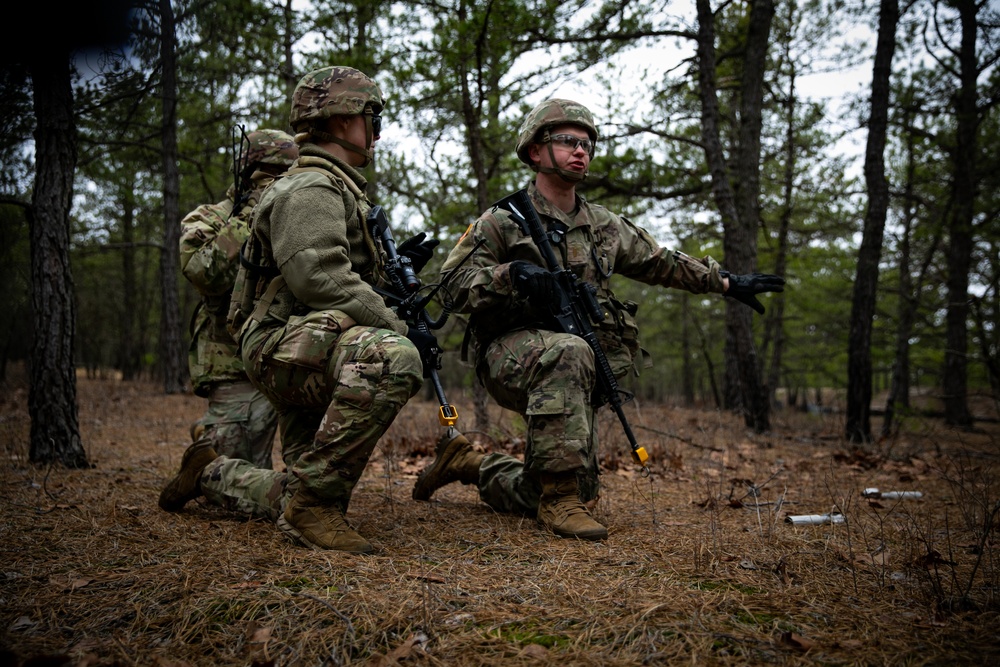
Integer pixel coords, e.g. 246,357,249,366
547,133,595,156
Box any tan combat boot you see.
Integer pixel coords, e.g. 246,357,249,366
158,440,219,512
189,422,205,442
537,473,608,541
277,488,373,554
412,428,484,501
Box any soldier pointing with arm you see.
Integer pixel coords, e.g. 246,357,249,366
413,98,784,541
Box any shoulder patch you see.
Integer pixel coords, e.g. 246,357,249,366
458,223,474,243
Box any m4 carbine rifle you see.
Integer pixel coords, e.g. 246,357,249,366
366,205,481,429
493,189,649,470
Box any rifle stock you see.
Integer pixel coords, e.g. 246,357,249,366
493,190,649,469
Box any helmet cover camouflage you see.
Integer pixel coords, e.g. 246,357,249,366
241,129,299,169
515,98,598,165
289,66,386,132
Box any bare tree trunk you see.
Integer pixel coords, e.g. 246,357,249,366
695,0,774,432
27,55,87,468
158,0,187,394
942,0,978,429
970,288,1000,402
765,195,790,410
845,0,898,444
691,310,721,409
681,293,694,406
763,9,797,410
119,186,140,381
883,105,918,438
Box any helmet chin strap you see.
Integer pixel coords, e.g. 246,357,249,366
307,113,375,167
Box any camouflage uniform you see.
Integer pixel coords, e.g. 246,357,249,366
199,68,422,523
439,181,726,514
181,164,286,468
407,98,763,541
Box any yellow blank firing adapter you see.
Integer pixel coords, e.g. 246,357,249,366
632,446,649,467
438,404,459,427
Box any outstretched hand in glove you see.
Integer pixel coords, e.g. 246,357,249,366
397,232,440,274
721,271,785,314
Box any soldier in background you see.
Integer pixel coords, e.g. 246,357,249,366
159,66,439,555
178,129,298,468
412,98,784,541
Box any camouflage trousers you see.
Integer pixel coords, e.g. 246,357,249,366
191,379,277,469
474,328,601,514
201,312,423,516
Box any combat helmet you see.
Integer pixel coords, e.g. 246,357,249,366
289,66,385,167
515,99,598,183
232,128,298,198
241,129,298,170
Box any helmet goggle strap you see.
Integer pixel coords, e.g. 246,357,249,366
535,129,589,183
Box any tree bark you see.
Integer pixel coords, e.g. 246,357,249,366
883,103,918,438
681,292,694,406
763,5,798,410
28,56,88,468
119,184,140,381
845,0,898,443
158,0,187,394
695,0,774,432
942,0,978,429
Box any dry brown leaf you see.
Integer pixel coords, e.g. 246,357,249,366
151,657,196,667
69,638,104,655
855,550,890,567
231,581,262,589
775,560,794,585
49,575,93,592
914,550,957,568
781,631,816,651
518,644,549,659
246,622,272,644
370,632,427,666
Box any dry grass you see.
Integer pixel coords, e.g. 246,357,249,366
1,375,999,666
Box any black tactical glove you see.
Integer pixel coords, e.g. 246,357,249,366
509,261,559,306
720,271,785,314
397,232,440,274
406,325,438,377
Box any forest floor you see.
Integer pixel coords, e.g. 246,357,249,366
1,373,999,666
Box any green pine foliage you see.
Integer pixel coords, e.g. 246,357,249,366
5,0,996,415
